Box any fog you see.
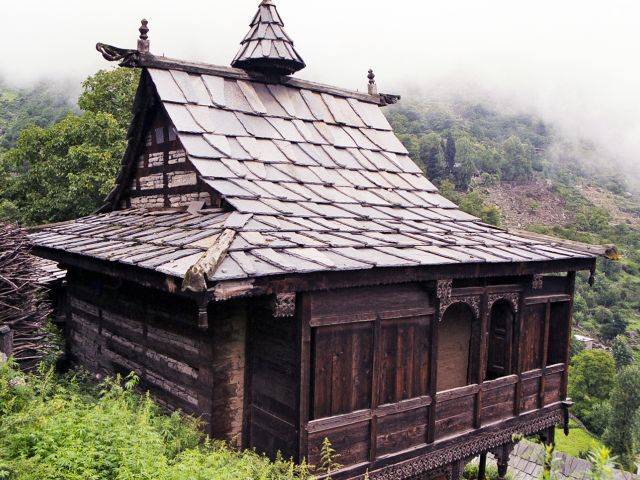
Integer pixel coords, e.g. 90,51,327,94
2,0,639,173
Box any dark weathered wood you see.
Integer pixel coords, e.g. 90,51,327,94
0,325,13,358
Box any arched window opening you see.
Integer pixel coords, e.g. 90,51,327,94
486,300,515,381
437,302,474,392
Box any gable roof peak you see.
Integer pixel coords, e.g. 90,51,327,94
231,0,306,77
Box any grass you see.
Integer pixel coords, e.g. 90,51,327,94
554,420,605,457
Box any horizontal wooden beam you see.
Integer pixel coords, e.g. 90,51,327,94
509,229,620,260
213,257,597,301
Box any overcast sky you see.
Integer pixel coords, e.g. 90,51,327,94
2,1,639,170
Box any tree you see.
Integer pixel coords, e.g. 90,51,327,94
599,311,628,341
611,336,634,369
569,350,616,434
604,365,640,468
419,132,446,180
0,113,125,225
444,131,456,173
0,68,137,226
501,136,533,182
78,68,140,129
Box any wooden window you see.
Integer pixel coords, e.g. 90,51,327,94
311,323,373,419
437,303,473,392
378,316,430,405
521,304,546,372
547,302,570,365
486,300,515,381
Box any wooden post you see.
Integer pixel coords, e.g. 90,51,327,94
0,325,13,359
494,443,514,480
478,452,488,480
298,294,312,462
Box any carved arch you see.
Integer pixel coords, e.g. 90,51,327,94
487,293,520,314
440,296,481,320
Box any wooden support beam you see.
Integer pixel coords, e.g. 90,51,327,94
0,325,13,360
478,452,488,480
510,229,620,260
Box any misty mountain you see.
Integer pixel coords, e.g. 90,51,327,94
0,79,75,150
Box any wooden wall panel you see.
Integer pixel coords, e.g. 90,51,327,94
376,406,429,456
307,421,371,468
544,370,564,405
312,322,374,419
520,304,546,372
480,377,517,424
547,302,570,365
520,375,541,412
379,316,430,405
246,307,298,459
434,389,475,439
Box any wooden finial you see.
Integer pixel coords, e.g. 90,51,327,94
137,19,150,53
367,69,377,95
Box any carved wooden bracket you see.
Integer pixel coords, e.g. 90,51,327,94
532,274,544,290
272,293,296,318
437,280,453,303
487,293,520,313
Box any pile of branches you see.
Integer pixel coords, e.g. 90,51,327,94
0,223,52,371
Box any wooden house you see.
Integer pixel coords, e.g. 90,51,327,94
31,2,604,479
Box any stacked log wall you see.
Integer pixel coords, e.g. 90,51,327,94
64,269,246,444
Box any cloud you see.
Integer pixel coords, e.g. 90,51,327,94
2,0,639,171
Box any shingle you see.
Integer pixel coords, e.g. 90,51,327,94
229,198,281,215
237,80,268,114
171,70,212,105
292,120,327,144
201,75,226,107
252,82,289,117
186,159,237,178
347,98,392,130
148,69,186,103
267,84,297,116
164,104,203,133
325,125,357,148
224,79,254,112
205,179,258,198
203,134,232,157
236,112,282,139
267,118,305,142
300,89,335,122
287,88,315,120
180,134,224,158
208,108,248,136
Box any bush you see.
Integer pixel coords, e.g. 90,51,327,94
0,362,314,480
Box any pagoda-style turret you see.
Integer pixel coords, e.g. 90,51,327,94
231,0,306,76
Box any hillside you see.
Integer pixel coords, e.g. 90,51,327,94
387,98,640,352
0,79,74,151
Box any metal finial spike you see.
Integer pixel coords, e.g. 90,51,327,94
367,69,377,95
138,19,150,53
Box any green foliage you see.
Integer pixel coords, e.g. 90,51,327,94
438,180,502,226
78,69,140,129
570,336,586,359
611,336,635,369
0,112,125,225
319,437,342,479
0,79,73,151
586,447,615,480
0,68,137,226
0,362,314,480
568,350,616,435
604,365,640,467
553,421,605,458
462,462,513,480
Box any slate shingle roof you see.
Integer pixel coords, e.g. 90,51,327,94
30,58,595,287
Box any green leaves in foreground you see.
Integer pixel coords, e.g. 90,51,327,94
0,362,313,480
